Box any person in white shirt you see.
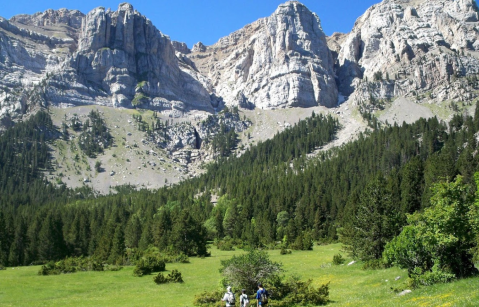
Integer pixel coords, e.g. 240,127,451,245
221,286,235,307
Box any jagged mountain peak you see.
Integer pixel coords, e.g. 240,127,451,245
43,2,214,111
336,0,479,107
10,8,84,29
187,0,338,109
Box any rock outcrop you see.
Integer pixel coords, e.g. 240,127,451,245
187,1,338,109
44,3,213,111
3,0,479,128
0,9,83,122
337,0,479,105
10,8,84,29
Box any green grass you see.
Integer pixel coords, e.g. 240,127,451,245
1,244,479,306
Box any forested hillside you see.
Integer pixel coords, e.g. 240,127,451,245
1,106,479,270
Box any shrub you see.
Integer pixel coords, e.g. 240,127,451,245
290,232,313,251
384,176,478,284
280,247,292,255
332,253,345,265
193,290,224,307
133,259,152,277
167,269,183,283
407,263,455,288
133,256,166,277
38,262,59,276
153,270,183,285
220,250,283,293
146,256,166,272
268,275,330,306
153,272,168,284
173,253,190,263
38,257,105,275
217,240,235,251
362,259,390,270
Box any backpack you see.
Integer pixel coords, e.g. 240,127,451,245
228,292,236,305
259,290,268,304
242,294,250,307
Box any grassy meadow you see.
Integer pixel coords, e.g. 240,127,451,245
1,244,478,306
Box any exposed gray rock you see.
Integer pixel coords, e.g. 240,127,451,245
187,1,338,109
337,0,479,105
11,8,84,29
148,110,251,157
192,42,206,52
172,41,191,54
398,289,412,296
45,3,214,111
0,11,80,121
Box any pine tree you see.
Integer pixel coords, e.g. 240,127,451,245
125,214,142,249
108,225,125,264
38,212,66,261
0,210,8,266
8,215,27,266
342,176,400,260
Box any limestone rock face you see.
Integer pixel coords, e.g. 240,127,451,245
45,3,213,111
10,8,84,29
172,41,191,54
0,10,82,122
337,0,479,104
187,1,338,109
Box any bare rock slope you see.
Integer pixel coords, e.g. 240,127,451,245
0,9,83,122
337,0,479,105
186,1,338,109
45,3,213,111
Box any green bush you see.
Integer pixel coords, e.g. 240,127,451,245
408,264,456,288
332,253,345,265
38,262,60,276
220,250,283,293
290,232,313,251
146,256,166,272
384,176,478,284
280,247,292,255
167,269,184,283
173,253,190,263
362,259,390,270
133,255,166,277
38,257,104,275
153,272,168,284
218,240,235,251
153,270,184,285
193,290,224,307
133,259,152,277
268,275,330,306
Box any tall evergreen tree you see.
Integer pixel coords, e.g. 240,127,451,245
342,176,401,260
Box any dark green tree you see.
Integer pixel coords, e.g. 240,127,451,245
342,176,400,260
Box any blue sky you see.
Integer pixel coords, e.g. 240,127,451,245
3,0,379,48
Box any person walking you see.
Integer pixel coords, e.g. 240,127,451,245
256,283,269,306
222,286,236,307
240,289,250,307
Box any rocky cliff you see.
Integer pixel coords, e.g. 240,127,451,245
0,9,82,123
2,0,479,128
45,3,213,111
337,0,479,105
186,1,338,109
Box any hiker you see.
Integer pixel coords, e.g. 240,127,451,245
240,289,250,307
221,286,236,307
256,283,269,306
